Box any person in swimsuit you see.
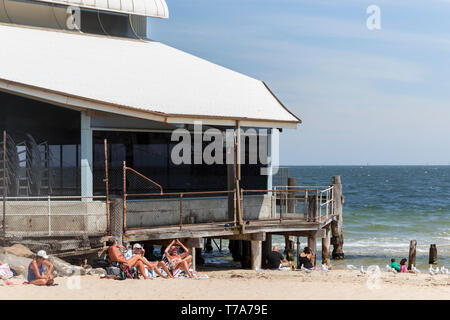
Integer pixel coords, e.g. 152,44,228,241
164,239,194,278
27,250,54,286
399,258,415,273
297,247,315,269
107,237,173,279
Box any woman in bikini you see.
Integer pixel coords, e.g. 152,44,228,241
165,239,195,278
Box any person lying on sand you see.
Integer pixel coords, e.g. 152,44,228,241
27,250,54,286
265,246,291,270
126,243,172,278
107,237,173,279
164,239,195,278
390,258,401,272
399,258,415,273
298,247,315,269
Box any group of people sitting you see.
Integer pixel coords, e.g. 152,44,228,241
265,246,316,270
107,237,195,279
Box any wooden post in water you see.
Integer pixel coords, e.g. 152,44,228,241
429,244,437,264
330,176,345,259
408,240,417,270
322,227,331,267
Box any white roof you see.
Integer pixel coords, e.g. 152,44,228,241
33,0,169,19
0,24,300,128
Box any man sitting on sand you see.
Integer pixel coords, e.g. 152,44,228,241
265,246,291,270
27,250,54,286
108,237,173,279
164,239,195,278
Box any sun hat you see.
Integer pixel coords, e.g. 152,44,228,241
133,243,142,249
37,250,49,259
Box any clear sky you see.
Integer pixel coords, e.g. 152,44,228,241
149,0,450,165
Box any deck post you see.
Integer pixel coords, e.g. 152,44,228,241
330,176,345,259
322,227,331,267
284,235,296,261
80,111,93,201
110,196,123,245
227,142,235,221
408,240,417,270
251,240,262,270
262,233,272,268
308,233,317,267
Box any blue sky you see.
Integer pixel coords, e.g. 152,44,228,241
148,0,450,165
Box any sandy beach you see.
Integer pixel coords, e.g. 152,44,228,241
1,268,449,300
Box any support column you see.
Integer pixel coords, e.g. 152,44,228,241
322,227,331,267
331,176,345,259
284,235,295,261
308,233,317,267
81,111,93,200
262,233,272,268
251,240,262,270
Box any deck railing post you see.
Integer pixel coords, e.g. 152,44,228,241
48,195,51,236
2,130,6,246
104,138,110,235
315,189,319,222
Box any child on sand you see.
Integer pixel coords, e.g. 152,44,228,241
399,258,415,273
390,258,401,272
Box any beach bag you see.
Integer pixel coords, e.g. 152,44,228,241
0,263,14,279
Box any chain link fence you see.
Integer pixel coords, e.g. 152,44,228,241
1,130,110,245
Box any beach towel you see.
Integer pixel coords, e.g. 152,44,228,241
0,264,14,280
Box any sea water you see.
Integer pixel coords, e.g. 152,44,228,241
204,166,450,270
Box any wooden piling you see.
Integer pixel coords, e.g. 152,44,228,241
251,240,262,270
322,227,331,267
284,235,296,261
308,233,317,267
262,233,272,268
330,176,345,260
408,240,417,270
429,244,437,264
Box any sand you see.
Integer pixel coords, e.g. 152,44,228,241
1,268,449,300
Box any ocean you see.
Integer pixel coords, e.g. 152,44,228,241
204,166,450,270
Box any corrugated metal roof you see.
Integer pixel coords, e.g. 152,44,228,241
32,0,169,19
0,24,300,128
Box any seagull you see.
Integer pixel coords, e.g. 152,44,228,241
360,266,367,274
301,265,313,273
391,268,398,274
412,265,421,274
321,264,330,272
440,266,449,275
429,265,435,276
346,265,357,271
385,265,392,272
